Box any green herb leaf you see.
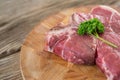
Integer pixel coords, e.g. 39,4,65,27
77,18,117,48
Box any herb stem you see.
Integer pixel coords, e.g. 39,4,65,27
95,33,118,48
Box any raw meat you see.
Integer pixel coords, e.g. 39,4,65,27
44,23,96,65
91,6,120,80
44,13,105,65
44,5,120,80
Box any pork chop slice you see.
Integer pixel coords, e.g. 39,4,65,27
44,23,96,65
91,5,120,80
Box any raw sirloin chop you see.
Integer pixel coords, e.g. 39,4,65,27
44,5,120,80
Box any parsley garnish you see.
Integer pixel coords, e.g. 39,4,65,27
77,18,117,48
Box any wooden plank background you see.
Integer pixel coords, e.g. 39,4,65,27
0,0,120,80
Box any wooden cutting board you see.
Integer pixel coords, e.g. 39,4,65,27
20,5,119,80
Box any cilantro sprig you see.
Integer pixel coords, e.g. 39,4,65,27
77,18,117,48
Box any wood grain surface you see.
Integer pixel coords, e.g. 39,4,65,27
20,5,119,80
0,0,120,80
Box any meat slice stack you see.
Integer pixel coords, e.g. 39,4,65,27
44,5,120,80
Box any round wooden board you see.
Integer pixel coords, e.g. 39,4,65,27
20,5,119,80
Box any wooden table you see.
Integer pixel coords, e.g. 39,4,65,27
0,0,120,80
